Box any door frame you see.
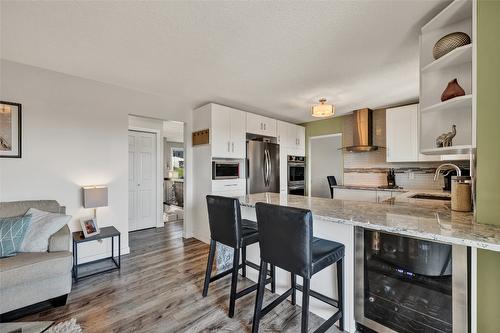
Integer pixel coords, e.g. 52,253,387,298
128,127,163,229
307,133,343,197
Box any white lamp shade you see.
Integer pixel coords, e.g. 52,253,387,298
83,186,108,208
311,99,335,117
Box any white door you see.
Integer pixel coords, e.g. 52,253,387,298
129,131,157,231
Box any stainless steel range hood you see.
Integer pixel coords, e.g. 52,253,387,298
343,108,380,152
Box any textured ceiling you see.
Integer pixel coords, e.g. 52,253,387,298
0,1,449,123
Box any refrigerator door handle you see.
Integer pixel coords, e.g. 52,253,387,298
264,149,271,187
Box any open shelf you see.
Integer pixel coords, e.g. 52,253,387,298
421,145,472,155
421,94,472,114
422,0,471,33
421,44,472,73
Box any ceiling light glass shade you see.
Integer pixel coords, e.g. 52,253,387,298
311,98,334,117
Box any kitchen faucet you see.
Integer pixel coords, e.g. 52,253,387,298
434,163,461,181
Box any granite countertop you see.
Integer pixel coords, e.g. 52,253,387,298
331,185,407,192
237,192,500,252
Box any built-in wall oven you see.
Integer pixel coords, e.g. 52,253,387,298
212,160,240,180
288,155,305,196
355,227,470,333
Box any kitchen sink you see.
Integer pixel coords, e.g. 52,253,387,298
409,193,451,201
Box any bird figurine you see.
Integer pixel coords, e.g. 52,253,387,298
436,125,457,148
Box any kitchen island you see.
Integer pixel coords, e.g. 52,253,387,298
235,192,500,332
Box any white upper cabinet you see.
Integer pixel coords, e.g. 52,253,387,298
386,104,441,162
210,104,246,159
295,126,306,156
277,121,305,156
386,105,419,162
246,113,277,137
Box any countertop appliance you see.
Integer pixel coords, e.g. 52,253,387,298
355,227,469,333
247,141,279,194
288,155,305,196
212,160,240,180
443,167,470,191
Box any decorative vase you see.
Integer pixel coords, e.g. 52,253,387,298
433,32,471,60
441,78,465,102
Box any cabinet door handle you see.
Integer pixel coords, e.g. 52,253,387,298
260,123,263,130
264,123,266,130
232,142,234,152
227,141,230,152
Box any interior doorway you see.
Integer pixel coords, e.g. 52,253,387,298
128,130,157,231
162,122,184,226
308,133,343,198
128,115,185,233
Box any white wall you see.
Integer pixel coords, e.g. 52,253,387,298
0,60,193,261
309,134,343,198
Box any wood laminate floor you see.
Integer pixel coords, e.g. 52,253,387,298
17,221,340,332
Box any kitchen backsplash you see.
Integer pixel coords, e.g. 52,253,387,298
342,109,468,190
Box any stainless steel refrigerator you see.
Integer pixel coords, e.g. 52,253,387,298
246,141,280,194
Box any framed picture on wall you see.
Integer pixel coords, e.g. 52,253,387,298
0,101,22,158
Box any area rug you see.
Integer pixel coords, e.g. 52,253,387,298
45,319,82,333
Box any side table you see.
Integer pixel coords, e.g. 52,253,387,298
72,226,121,282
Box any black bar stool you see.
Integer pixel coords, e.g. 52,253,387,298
252,203,345,333
202,195,276,318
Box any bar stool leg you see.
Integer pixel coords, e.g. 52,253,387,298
337,258,344,331
251,260,268,333
202,239,216,297
291,273,296,305
242,246,247,277
270,264,276,293
301,277,310,333
228,247,241,318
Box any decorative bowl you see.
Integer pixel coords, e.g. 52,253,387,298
433,32,471,60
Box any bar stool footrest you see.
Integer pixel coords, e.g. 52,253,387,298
260,287,294,317
313,310,342,333
296,284,339,308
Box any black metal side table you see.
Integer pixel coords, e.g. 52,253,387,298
72,226,121,282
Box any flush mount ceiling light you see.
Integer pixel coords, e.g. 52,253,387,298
311,98,335,117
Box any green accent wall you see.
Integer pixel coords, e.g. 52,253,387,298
476,1,500,332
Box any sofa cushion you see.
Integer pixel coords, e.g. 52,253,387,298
0,251,72,289
19,208,71,252
0,214,32,257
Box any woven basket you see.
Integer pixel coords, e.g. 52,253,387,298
433,32,471,60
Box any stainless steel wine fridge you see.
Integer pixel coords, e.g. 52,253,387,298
355,227,470,333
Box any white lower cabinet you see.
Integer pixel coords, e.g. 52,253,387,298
333,188,377,202
333,188,396,203
211,179,246,197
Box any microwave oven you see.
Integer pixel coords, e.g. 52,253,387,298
212,160,240,180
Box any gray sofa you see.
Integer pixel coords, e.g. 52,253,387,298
0,200,72,315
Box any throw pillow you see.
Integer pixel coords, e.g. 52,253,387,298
18,208,71,253
0,214,32,257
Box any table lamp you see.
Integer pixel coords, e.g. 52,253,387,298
82,186,108,222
